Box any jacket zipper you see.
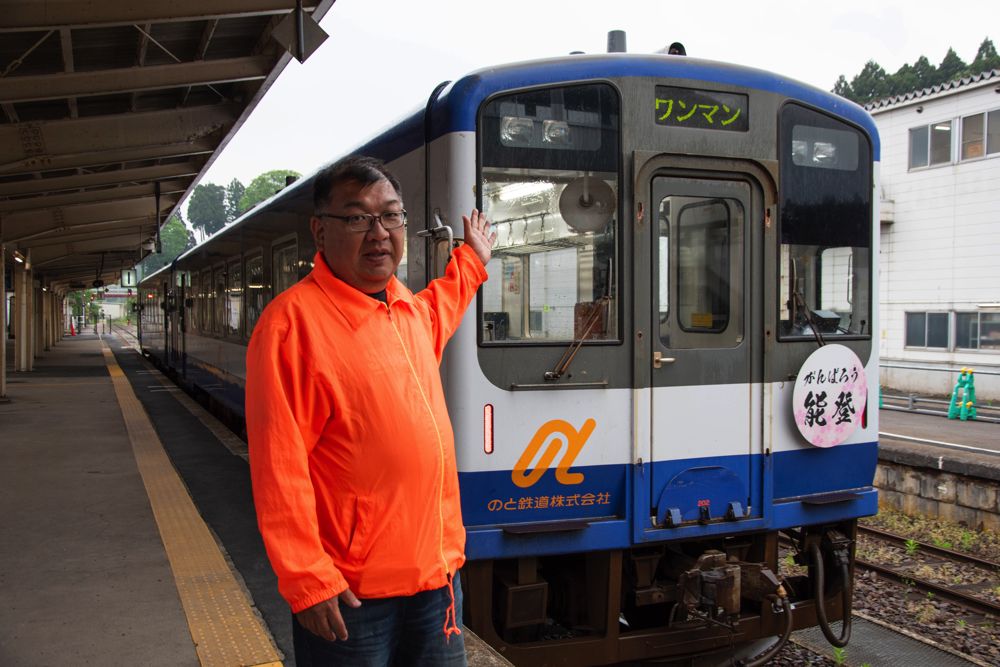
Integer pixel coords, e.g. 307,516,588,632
384,306,451,580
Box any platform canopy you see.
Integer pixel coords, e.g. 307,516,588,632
0,0,335,291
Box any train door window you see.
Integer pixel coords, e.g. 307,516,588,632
658,197,742,338
272,242,298,296
226,259,242,337
212,266,225,335
779,104,872,339
245,254,264,335
655,180,746,349
479,83,620,343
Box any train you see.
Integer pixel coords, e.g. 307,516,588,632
139,36,880,666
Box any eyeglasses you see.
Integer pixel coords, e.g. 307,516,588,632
316,210,407,233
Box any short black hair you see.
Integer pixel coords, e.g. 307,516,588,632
313,155,402,213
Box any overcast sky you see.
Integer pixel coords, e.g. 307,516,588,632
198,0,996,192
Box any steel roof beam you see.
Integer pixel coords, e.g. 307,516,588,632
0,104,238,164
0,141,216,177
9,215,157,246
0,180,189,214
1,1,319,31
20,228,171,250
4,196,182,241
0,161,203,197
0,56,272,103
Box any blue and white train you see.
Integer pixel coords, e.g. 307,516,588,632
140,37,879,666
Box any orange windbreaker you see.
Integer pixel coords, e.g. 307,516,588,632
246,244,487,614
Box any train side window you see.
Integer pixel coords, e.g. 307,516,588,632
187,272,200,333
272,242,298,296
778,104,872,339
245,254,264,335
479,83,620,343
212,266,225,335
199,269,211,334
227,259,242,337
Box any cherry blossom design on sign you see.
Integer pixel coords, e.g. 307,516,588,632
792,344,868,447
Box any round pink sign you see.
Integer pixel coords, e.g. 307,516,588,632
792,344,868,447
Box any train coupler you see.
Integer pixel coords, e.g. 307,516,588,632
677,551,741,619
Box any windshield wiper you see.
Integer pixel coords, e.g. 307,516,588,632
544,295,611,381
792,289,827,348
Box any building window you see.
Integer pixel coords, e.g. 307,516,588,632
988,109,1000,156
908,121,952,169
904,311,948,348
908,127,928,168
959,108,1000,160
961,113,985,160
956,312,1000,350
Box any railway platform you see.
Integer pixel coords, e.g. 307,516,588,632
0,333,509,667
2,332,996,666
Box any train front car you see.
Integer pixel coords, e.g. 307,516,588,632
428,54,879,665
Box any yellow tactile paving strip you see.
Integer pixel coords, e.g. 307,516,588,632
100,342,282,667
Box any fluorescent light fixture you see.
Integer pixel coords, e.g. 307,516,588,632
498,181,554,202
13,250,25,263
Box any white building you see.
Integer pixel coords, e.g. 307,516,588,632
869,69,1000,400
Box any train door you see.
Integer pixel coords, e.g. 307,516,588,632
640,167,764,535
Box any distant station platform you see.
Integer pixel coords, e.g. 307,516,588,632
0,333,508,667
879,406,1000,480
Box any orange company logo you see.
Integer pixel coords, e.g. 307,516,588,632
511,418,596,489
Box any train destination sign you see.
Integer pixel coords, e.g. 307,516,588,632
654,86,749,132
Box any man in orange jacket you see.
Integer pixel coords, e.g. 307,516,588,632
246,155,494,666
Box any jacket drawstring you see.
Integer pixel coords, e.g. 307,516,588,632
443,571,462,641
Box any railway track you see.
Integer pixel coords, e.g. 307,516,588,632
855,525,1000,618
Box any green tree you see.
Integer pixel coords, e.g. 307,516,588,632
137,214,192,278
69,291,84,320
188,182,227,235
830,39,996,104
970,38,1000,74
936,47,967,85
850,60,890,103
832,75,855,102
239,169,302,212
225,178,246,222
911,55,937,88
888,63,919,96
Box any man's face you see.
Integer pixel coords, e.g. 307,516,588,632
310,178,404,293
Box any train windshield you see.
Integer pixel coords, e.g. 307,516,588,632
779,104,872,339
478,83,620,343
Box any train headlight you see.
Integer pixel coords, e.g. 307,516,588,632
500,116,534,146
542,120,572,146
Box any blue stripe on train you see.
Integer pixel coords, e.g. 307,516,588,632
461,440,878,560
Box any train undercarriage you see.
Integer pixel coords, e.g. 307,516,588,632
464,520,857,666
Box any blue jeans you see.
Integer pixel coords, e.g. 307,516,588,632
292,572,467,667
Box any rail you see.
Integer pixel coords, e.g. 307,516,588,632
881,361,1000,377
880,392,1000,424
110,321,140,351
